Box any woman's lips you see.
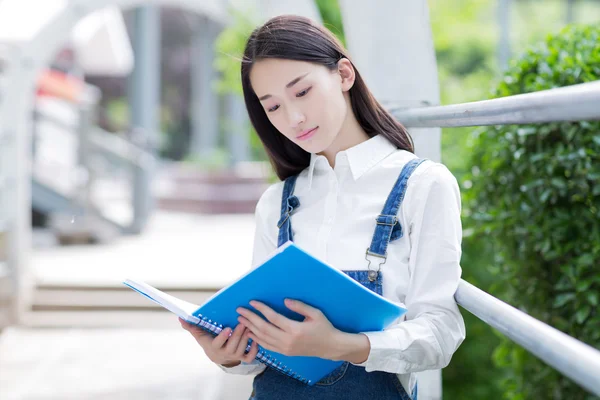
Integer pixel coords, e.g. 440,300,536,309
297,127,318,141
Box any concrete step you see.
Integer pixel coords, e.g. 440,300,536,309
158,196,262,214
154,163,270,214
21,310,193,329
26,284,219,328
32,285,217,310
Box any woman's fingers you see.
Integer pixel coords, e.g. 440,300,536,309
249,301,293,331
237,308,285,342
211,326,232,349
241,339,260,364
223,323,246,353
179,317,259,366
179,318,204,337
179,317,194,331
179,318,214,347
234,331,252,358
247,331,279,354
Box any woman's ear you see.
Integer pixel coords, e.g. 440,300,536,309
337,58,355,92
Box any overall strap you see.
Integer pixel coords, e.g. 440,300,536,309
365,158,427,281
277,175,301,247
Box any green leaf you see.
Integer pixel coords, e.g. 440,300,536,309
550,178,567,190
587,292,599,307
576,279,592,292
539,189,552,203
492,342,512,367
553,293,576,308
575,305,591,324
577,253,595,267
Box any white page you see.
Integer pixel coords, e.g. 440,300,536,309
123,278,201,324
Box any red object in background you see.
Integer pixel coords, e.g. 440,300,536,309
36,68,84,103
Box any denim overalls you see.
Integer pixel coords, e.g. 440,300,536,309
250,158,426,400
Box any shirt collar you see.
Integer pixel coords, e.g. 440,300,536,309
307,134,397,189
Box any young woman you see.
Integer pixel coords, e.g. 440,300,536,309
180,15,466,400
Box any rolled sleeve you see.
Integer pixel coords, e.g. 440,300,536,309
218,360,266,376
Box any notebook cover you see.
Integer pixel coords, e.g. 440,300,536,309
194,241,407,385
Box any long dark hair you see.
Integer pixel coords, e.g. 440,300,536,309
241,15,414,180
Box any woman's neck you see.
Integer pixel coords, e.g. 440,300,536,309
319,111,370,168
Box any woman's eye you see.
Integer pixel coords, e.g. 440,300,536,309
296,87,311,97
267,104,280,112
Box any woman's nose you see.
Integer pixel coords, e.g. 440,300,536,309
287,108,305,129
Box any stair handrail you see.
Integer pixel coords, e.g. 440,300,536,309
390,80,600,396
456,280,600,396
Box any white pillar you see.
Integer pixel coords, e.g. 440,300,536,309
339,0,441,165
226,94,251,164
498,0,512,71
189,15,222,158
128,5,161,233
566,0,576,24
0,46,36,324
258,0,322,22
339,1,442,399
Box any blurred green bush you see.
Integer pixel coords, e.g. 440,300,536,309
466,24,600,400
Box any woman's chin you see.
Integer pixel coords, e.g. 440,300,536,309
292,134,332,155
300,142,327,155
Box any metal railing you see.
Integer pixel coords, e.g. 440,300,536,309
32,87,153,235
391,80,600,127
456,281,600,396
395,79,600,396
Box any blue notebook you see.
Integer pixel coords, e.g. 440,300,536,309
123,241,406,385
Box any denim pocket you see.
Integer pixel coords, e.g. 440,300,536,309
315,362,349,386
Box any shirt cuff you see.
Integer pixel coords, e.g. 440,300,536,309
218,360,266,376
351,331,413,373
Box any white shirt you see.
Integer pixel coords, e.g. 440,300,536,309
221,134,466,394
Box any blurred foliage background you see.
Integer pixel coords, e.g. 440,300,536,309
466,24,600,400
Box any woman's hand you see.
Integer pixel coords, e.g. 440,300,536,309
179,318,260,367
237,299,367,361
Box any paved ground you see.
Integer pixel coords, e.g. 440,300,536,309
31,212,258,289
0,327,254,400
0,211,258,400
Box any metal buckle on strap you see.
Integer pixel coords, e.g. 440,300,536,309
277,212,291,229
278,195,300,229
365,249,387,281
376,215,398,226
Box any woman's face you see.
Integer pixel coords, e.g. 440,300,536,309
250,58,353,154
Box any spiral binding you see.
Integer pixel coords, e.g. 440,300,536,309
192,315,311,385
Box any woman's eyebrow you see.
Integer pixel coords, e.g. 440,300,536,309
285,72,309,88
258,73,310,101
